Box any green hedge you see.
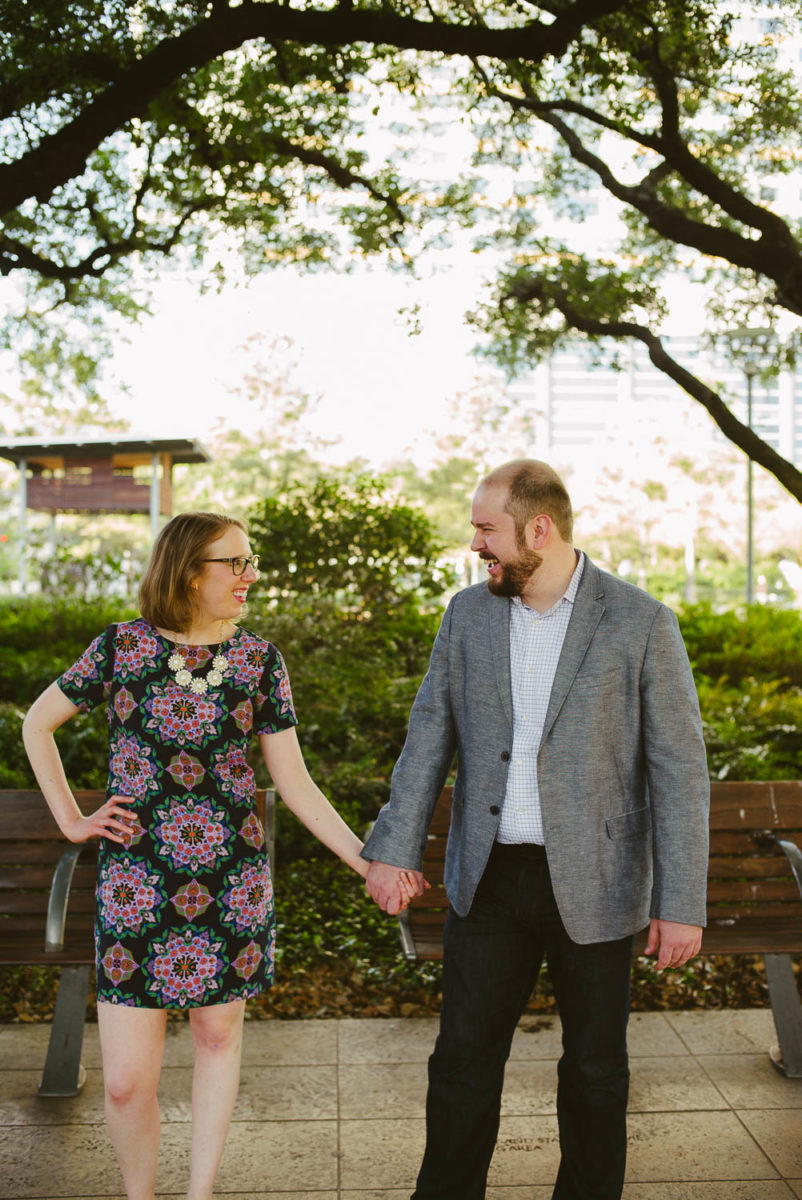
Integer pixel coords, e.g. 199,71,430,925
1,595,800,1019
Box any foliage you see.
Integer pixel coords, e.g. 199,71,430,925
251,595,441,859
468,0,802,498
1,578,801,1020
0,595,136,704
245,472,449,853
249,472,452,606
679,603,802,687
678,603,802,781
2,1,802,497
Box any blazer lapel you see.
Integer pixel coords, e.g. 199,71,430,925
541,556,606,743
486,588,513,728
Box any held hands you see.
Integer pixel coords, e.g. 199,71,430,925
644,918,703,970
65,794,138,845
365,860,429,916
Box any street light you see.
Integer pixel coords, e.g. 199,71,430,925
724,327,775,606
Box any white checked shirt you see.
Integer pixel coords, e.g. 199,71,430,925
497,552,585,845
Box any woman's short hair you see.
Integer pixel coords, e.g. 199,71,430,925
139,512,246,632
482,459,573,543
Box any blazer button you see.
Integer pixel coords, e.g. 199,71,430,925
500,751,510,761
489,805,500,815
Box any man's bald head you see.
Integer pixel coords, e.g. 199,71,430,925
480,459,573,545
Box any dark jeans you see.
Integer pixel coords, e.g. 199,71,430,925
412,842,634,1200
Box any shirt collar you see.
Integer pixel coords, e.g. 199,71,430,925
511,550,585,616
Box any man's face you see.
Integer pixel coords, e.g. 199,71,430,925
470,484,542,597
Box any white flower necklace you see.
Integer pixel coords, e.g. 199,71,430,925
167,637,230,695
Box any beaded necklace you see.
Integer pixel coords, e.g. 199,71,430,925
167,642,229,695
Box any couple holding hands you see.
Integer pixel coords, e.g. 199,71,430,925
24,459,708,1200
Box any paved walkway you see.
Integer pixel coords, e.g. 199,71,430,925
0,1009,800,1199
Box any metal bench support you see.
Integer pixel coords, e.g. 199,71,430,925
38,964,90,1097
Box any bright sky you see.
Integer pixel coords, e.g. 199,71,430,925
106,251,499,468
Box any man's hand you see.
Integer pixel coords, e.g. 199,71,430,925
365,860,427,915
644,919,702,971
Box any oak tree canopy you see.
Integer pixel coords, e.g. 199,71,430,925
2,0,801,497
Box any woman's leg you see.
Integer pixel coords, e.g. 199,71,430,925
185,997,246,1200
97,1001,167,1200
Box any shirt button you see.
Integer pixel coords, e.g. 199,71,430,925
500,751,510,761
489,805,500,815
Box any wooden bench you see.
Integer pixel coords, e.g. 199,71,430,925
399,781,802,1077
0,787,274,1097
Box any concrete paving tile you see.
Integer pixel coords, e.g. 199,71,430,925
337,1017,439,1063
0,1062,337,1126
0,1118,338,1197
500,1060,558,1116
487,1115,562,1184
154,1063,338,1121
620,1185,795,1199
486,1191,554,1199
342,1192,554,1199
0,1020,103,1070
510,1015,563,1060
666,1009,778,1056
624,1111,779,1181
339,1061,427,1119
789,1182,802,1199
240,1018,339,1065
0,1122,120,1198
341,1114,562,1188
191,1118,339,1192
699,1054,802,1109
737,1109,802,1178
340,1116,427,1190
148,1016,340,1068
627,1056,727,1112
0,1067,106,1125
626,1012,689,1058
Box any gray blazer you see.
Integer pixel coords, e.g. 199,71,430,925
362,554,710,944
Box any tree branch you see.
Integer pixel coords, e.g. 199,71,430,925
530,106,802,315
505,276,802,502
0,0,628,214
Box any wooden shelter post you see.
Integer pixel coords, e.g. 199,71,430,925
150,453,160,541
18,458,27,594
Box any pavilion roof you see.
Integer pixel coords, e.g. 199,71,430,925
0,435,211,468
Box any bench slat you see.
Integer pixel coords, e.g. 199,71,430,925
0,865,97,889
399,782,802,962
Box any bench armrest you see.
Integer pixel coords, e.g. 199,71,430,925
777,837,802,901
45,845,85,952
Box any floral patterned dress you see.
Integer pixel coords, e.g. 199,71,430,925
57,618,296,1008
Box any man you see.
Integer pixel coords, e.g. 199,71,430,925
362,459,709,1200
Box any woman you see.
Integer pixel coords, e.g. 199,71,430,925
23,512,414,1200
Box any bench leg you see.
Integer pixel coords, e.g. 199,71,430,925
37,965,90,1098
763,953,802,1079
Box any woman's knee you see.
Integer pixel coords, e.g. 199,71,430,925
104,1063,159,1109
190,1003,244,1055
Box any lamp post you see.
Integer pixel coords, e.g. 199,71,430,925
743,360,757,605
725,327,775,606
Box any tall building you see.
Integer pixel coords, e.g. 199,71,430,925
506,337,802,465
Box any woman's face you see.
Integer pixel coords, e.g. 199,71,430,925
190,525,260,626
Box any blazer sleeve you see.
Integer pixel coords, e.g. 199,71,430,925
641,605,710,927
361,596,459,870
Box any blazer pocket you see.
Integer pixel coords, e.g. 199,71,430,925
605,806,652,840
570,667,625,694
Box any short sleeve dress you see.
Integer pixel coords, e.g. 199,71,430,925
57,618,296,1009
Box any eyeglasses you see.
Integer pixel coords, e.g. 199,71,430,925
202,555,261,576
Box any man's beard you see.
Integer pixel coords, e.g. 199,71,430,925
483,545,543,597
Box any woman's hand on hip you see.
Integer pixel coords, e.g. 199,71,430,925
65,794,137,844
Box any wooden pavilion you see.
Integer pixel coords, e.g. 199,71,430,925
0,435,211,591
